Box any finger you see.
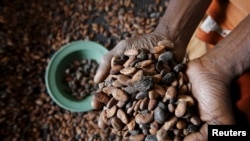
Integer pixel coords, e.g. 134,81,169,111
94,52,113,83
183,123,208,141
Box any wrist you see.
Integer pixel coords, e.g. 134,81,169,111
155,0,212,54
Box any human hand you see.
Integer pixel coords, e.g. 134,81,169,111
94,32,187,84
183,58,236,141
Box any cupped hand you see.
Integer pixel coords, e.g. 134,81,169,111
183,58,236,141
94,31,188,83
94,32,168,83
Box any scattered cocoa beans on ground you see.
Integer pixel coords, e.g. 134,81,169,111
0,0,170,140
93,40,202,141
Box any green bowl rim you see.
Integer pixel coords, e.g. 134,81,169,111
45,40,108,112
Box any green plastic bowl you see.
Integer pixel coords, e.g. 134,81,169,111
45,40,108,112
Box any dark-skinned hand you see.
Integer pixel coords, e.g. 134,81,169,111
94,32,186,83
183,58,235,141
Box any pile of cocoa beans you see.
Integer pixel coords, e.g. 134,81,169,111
63,59,99,100
92,40,202,141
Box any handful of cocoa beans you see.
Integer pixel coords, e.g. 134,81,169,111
92,40,202,141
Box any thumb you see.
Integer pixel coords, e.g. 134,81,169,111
183,124,208,141
94,41,128,83
94,53,112,83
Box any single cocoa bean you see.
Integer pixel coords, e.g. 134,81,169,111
120,67,136,75
154,106,168,124
94,91,110,104
127,119,136,131
106,97,117,108
134,76,154,92
117,109,128,124
111,88,129,102
140,97,149,110
106,105,118,118
150,45,166,54
148,99,158,111
175,101,187,118
111,117,124,130
135,110,154,124
158,51,174,62
163,86,177,102
163,116,178,130
176,120,186,130
157,40,174,48
190,116,201,126
128,134,145,141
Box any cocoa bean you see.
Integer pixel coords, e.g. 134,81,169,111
111,55,128,67
163,86,177,102
148,99,158,111
112,80,124,87
174,63,186,73
140,97,149,110
152,74,162,83
134,99,143,112
148,90,160,99
145,135,157,141
117,109,128,124
106,105,118,118
106,97,118,108
111,117,124,130
157,40,174,48
122,85,138,95
135,60,154,68
91,95,104,109
137,49,149,60
111,88,129,102
150,45,166,54
162,72,176,85
2,0,170,140
187,124,199,133
158,51,174,62
163,116,178,131
175,101,187,117
102,86,116,95
176,120,187,130
190,116,202,126
136,91,148,99
116,74,132,85
110,65,123,74
120,67,137,75
135,111,154,124
154,106,168,124
94,91,110,104
134,76,154,92
154,84,165,97
128,134,145,141
156,128,169,141
131,70,143,83
98,110,108,129
116,100,126,108
168,103,176,113
127,119,136,131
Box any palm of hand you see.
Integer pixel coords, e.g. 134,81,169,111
94,32,189,83
94,32,168,83
184,59,235,141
